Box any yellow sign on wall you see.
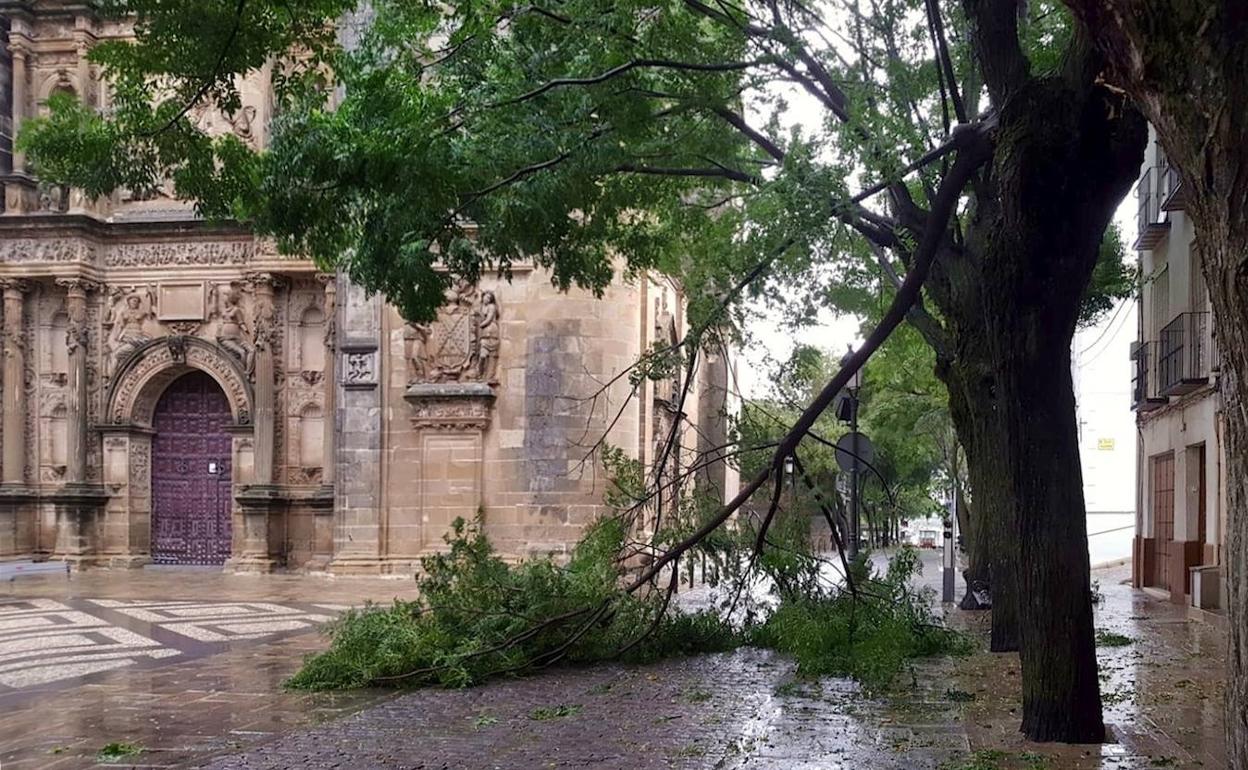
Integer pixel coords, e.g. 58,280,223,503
1097,438,1116,451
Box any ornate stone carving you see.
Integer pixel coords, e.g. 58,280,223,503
55,278,98,354
209,283,252,374
166,336,188,364
0,238,94,264
248,274,280,353
37,180,69,213
168,320,201,336
404,383,495,431
478,290,500,383
106,336,254,426
103,285,156,378
343,351,376,387
105,241,252,267
0,280,30,356
404,280,501,385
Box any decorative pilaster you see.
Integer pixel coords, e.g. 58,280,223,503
1,280,29,486
48,279,107,567
248,272,280,485
329,274,384,573
228,272,284,573
56,278,97,483
318,273,337,487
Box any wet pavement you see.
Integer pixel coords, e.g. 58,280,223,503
0,571,409,769
0,555,1228,769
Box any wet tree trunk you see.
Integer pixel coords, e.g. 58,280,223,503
946,360,1018,639
969,68,1144,740
1057,1,1248,760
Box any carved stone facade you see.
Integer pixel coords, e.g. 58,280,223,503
0,3,736,572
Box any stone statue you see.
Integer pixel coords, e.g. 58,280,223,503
403,322,430,382
477,291,500,383
215,286,252,372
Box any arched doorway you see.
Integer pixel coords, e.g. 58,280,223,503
151,371,234,565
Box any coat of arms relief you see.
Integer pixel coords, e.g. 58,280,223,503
403,279,500,386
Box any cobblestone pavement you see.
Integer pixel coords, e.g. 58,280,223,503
0,556,1229,770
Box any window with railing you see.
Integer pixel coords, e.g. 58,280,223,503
1132,341,1165,410
1157,311,1210,394
1159,149,1185,211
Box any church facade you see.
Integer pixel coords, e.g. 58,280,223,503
0,2,734,573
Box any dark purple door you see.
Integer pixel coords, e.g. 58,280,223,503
151,371,233,565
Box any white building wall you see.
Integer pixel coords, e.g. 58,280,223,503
1073,299,1137,565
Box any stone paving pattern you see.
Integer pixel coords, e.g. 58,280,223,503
0,558,1229,769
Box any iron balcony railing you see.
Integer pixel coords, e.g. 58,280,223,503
1160,152,1185,211
1158,311,1210,396
1131,341,1166,412
1135,167,1170,250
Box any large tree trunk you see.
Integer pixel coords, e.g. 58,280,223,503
946,359,1020,641
1057,1,1248,760
996,312,1104,741
972,70,1144,740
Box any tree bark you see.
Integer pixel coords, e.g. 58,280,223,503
1057,0,1248,760
970,69,1144,741
946,361,1017,630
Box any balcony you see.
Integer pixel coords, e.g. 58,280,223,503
1159,153,1186,212
1158,311,1210,396
1135,167,1170,250
1131,341,1167,412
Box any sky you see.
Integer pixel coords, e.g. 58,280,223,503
738,174,1140,400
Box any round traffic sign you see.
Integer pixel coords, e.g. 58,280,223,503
835,431,875,472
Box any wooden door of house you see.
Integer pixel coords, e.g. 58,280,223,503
1151,452,1176,590
151,371,234,565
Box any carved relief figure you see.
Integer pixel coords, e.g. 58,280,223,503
477,291,500,383
227,105,257,141
65,294,88,354
403,322,430,382
248,284,278,379
107,287,155,374
407,280,502,385
214,285,252,372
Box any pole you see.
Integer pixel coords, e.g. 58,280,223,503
942,499,956,602
849,390,860,559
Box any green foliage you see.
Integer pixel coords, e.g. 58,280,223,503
1094,630,1134,648
97,742,144,762
286,516,738,690
529,704,583,720
747,546,970,690
1079,226,1137,327
940,750,1008,770
288,520,964,694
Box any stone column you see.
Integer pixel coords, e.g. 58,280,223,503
57,278,95,483
9,38,27,173
50,279,107,566
319,273,337,487
229,272,285,573
1,280,29,486
249,273,278,485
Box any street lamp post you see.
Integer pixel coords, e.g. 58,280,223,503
840,346,864,559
